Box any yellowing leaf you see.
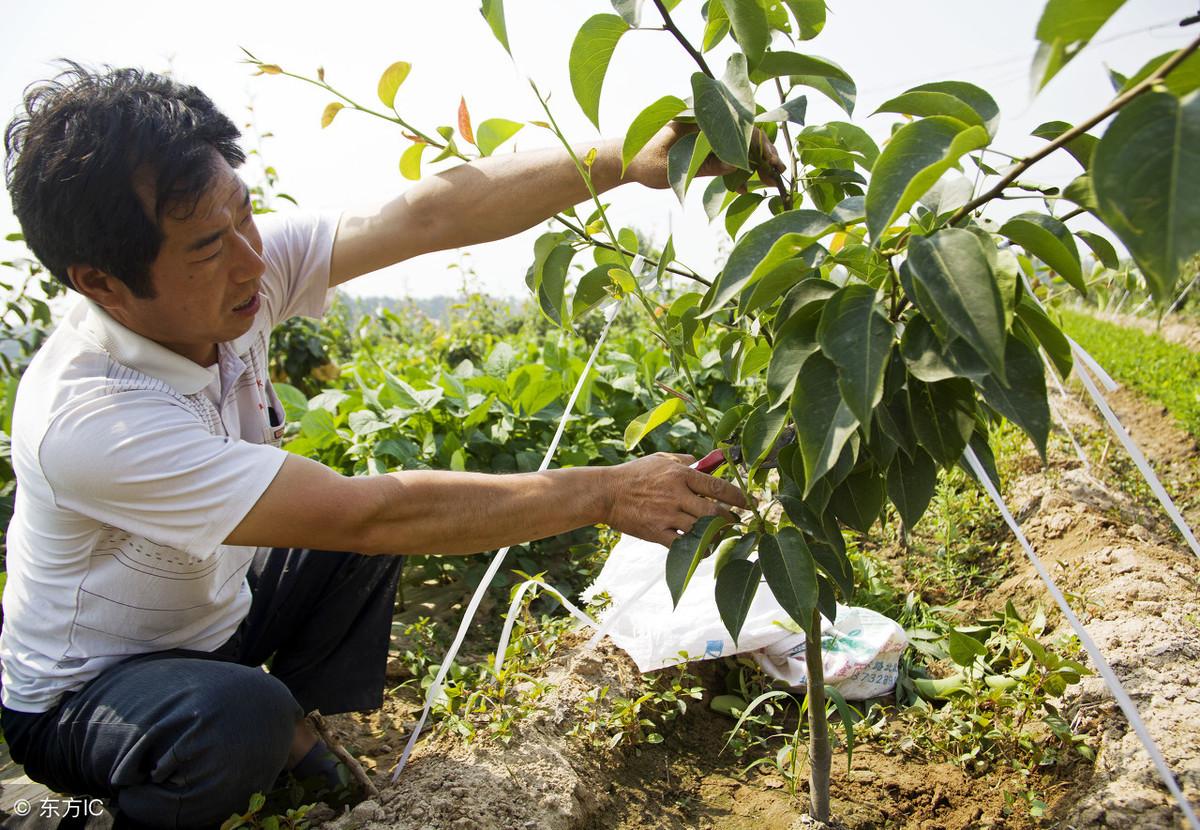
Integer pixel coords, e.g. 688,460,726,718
320,102,344,129
377,61,412,108
624,397,686,449
400,142,427,181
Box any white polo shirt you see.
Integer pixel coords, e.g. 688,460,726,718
0,210,340,713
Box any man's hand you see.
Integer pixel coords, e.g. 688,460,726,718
624,121,787,192
602,452,750,547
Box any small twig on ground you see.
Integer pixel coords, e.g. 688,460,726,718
306,710,381,799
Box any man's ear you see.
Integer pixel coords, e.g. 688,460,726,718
67,264,133,311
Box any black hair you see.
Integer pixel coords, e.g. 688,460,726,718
3,62,245,298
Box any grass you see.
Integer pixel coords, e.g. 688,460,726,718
1060,308,1200,440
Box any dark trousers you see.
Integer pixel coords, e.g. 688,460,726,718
1,548,404,829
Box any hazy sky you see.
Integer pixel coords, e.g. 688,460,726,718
0,1,1193,299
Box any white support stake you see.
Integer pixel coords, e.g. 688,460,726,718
964,447,1200,829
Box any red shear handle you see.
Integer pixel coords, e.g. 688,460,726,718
694,448,726,474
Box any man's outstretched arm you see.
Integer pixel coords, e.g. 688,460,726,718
225,451,748,554
326,124,725,286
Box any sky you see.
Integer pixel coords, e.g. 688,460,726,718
0,0,1194,300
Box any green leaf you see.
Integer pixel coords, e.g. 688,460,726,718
274,383,309,422
865,117,989,243
740,250,824,316
611,0,643,26
793,71,856,116
691,73,753,171
624,397,687,449
749,51,853,84
1063,174,1098,212
666,515,734,607
725,0,769,67
1015,296,1073,379
759,528,818,626
701,209,835,316
961,428,1002,492
480,0,511,55
476,118,524,156
977,336,1051,461
377,61,412,109
741,403,787,470
667,131,700,204
1092,90,1200,303
905,229,1007,379
702,0,731,52
783,0,826,40
725,193,765,239
1076,230,1119,270
570,14,630,129
766,303,822,408
874,81,1000,138
573,265,618,317
1032,0,1130,91
828,466,885,534
536,244,576,327
715,531,758,576
622,95,687,173
907,377,975,466
756,96,808,125
886,447,937,528
817,284,894,425
790,354,859,492
1031,120,1097,170
809,537,853,600
899,314,966,383
399,142,427,180
999,212,1084,294
1119,49,1200,98
947,629,987,668
824,685,857,770
716,559,762,643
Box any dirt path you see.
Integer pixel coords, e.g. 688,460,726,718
1086,309,1200,353
316,380,1200,830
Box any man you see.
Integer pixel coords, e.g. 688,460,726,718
0,63,759,827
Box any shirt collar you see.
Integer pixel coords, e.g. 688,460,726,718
76,300,216,395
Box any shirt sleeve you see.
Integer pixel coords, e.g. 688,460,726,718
38,390,288,558
255,209,343,327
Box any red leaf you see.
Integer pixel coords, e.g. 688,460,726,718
458,97,476,146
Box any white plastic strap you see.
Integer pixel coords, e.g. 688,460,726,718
391,258,639,780
964,446,1200,828
1065,335,1118,391
493,578,598,674
1074,362,1200,560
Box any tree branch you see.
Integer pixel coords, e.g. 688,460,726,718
945,30,1200,227
652,0,713,77
551,215,713,287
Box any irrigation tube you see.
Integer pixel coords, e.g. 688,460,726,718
964,446,1200,828
391,260,638,781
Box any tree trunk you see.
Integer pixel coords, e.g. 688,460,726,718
806,608,831,822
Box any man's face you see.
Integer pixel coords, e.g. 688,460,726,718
118,155,265,365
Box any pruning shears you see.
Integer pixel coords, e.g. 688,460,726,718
694,425,796,474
